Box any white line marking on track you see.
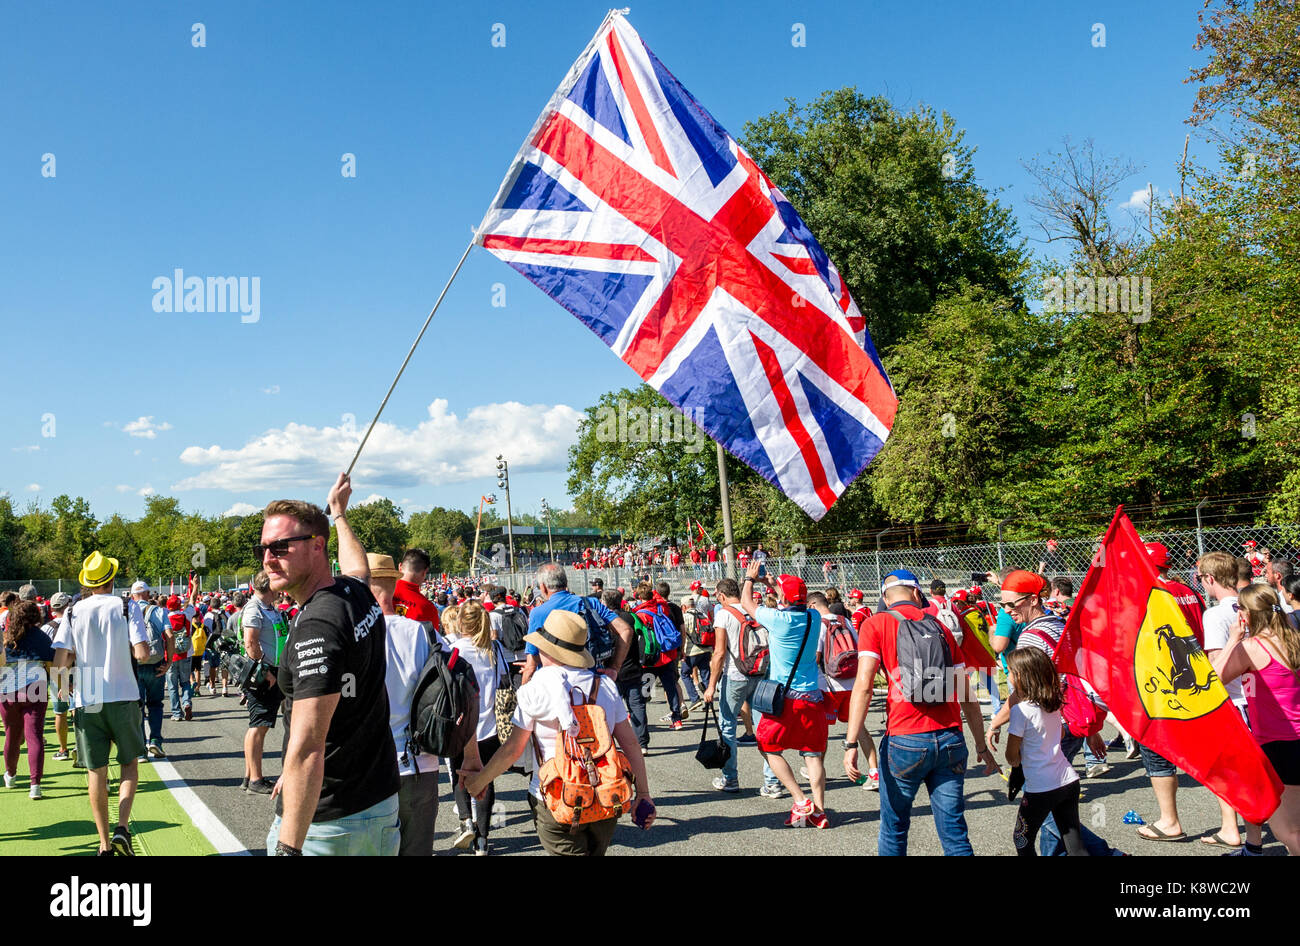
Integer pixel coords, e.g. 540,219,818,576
150,757,250,855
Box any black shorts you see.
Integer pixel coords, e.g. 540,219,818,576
247,682,283,730
1261,739,1300,786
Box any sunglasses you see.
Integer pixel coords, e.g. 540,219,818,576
1002,594,1032,609
254,534,316,559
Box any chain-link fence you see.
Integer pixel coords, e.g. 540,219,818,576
6,522,1295,603
0,573,257,598
473,521,1300,607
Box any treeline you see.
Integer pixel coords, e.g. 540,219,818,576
566,1,1300,547
0,494,592,582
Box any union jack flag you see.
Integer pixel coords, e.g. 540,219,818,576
477,11,896,519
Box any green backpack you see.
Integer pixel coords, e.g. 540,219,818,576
633,613,661,668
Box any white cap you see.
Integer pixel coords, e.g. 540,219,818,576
130,580,150,594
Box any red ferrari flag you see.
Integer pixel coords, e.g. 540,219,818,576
1055,508,1283,825
954,606,998,671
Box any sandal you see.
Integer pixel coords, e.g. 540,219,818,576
1199,832,1242,848
1136,824,1186,841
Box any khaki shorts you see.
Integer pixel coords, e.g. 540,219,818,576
531,795,619,856
74,700,146,770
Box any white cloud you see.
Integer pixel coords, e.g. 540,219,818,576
222,502,260,518
27,483,41,492
357,494,388,506
172,398,584,493
122,416,173,439
11,445,39,453
138,485,155,496
115,484,132,493
1121,185,1157,210
0,490,9,499
262,385,280,395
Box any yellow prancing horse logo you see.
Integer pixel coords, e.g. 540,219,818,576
1134,587,1227,721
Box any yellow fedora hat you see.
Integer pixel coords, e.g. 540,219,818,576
78,550,120,588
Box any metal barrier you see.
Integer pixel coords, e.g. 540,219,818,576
6,522,1295,601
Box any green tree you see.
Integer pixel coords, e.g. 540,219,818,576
329,498,409,563
740,88,1029,350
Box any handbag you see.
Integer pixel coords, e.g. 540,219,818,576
750,613,812,718
492,640,517,743
694,701,731,770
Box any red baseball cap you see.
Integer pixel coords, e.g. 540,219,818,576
1000,570,1047,595
848,588,864,600
1143,542,1170,568
690,580,703,592
166,595,182,610
952,589,968,602
777,574,807,604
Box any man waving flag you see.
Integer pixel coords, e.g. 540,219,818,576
1055,507,1283,825
477,10,896,520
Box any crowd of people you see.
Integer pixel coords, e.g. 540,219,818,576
4,483,1299,858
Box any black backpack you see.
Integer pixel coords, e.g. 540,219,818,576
885,609,954,705
407,646,479,772
577,598,615,667
496,605,529,653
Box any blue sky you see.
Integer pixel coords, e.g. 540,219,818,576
0,0,1208,522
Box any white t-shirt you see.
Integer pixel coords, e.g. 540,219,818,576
52,593,149,709
384,614,446,777
512,665,628,800
1008,700,1079,794
449,637,504,742
714,603,745,682
1202,597,1244,705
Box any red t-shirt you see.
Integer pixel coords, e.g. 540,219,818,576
859,602,965,736
850,604,873,633
393,578,441,631
1161,577,1206,647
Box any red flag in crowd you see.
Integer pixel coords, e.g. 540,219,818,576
1054,507,1283,825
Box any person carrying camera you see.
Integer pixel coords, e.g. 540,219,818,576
241,570,287,795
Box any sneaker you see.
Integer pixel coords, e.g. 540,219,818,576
52,750,69,761
171,714,183,722
670,720,683,731
863,770,880,792
737,733,756,744
240,776,249,791
473,836,490,856
711,775,740,793
784,799,814,827
799,765,810,779
137,754,148,763
1107,734,1127,751
239,693,248,706
245,778,274,795
1223,843,1264,857
97,848,114,856
148,742,166,758
1125,741,1140,760
222,686,229,697
111,825,134,856
807,806,830,829
759,783,787,800
659,712,674,723
29,784,42,800
689,699,706,713
2,773,13,789
1086,763,1112,779
451,819,476,850
183,704,193,721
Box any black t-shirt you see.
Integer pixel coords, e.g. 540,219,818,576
276,576,399,822
616,609,643,683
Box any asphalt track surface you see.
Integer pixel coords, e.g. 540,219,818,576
156,680,1289,856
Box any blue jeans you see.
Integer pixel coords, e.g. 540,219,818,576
136,663,166,746
266,792,400,856
878,729,972,856
1040,733,1114,855
617,676,649,748
652,662,682,721
166,661,192,716
680,654,710,702
719,674,777,787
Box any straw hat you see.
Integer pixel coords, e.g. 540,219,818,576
367,553,401,580
523,609,593,669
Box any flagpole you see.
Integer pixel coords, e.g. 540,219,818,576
716,442,736,580
341,236,477,487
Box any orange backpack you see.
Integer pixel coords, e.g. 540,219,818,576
534,674,634,831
